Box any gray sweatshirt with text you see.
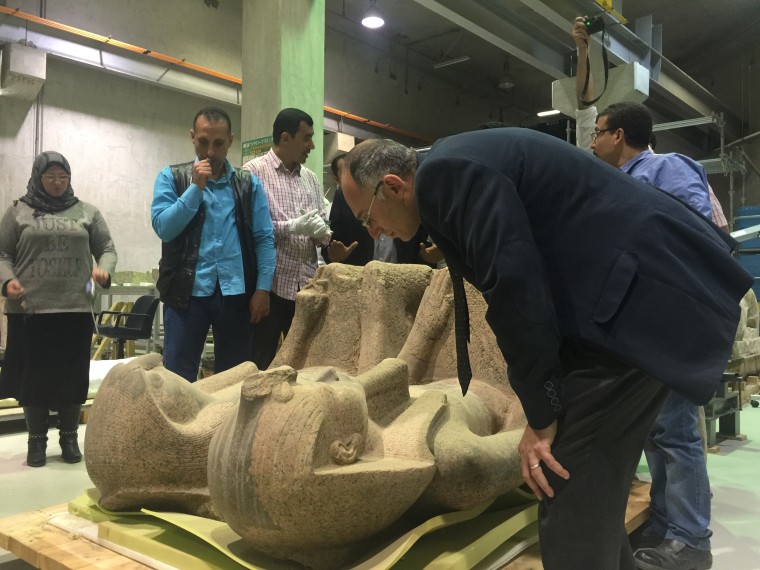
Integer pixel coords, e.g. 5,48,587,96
0,200,117,314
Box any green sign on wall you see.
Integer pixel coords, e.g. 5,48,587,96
242,136,273,164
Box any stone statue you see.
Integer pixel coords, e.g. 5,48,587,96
272,261,433,374
207,359,524,569
280,261,519,390
84,262,528,568
84,353,254,519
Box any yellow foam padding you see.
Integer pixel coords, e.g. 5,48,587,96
69,488,539,570
351,493,537,570
99,518,252,570
69,491,269,570
387,504,538,569
140,509,298,570
68,489,144,522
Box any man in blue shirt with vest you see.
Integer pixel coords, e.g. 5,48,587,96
593,101,714,570
152,106,275,382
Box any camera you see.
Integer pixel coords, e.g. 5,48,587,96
584,15,605,35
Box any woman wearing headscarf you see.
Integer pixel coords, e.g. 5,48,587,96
0,151,117,467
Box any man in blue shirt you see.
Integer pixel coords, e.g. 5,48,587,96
593,101,714,570
151,106,275,382
592,102,712,218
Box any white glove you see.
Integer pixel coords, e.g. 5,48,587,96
310,217,332,240
289,209,320,236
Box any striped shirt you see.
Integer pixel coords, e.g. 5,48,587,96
708,185,728,229
243,149,328,300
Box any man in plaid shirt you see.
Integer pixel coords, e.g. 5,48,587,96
243,108,331,370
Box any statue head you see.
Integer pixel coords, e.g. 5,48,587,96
207,363,440,565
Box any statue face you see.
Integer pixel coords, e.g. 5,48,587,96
210,364,438,556
145,369,208,423
296,368,370,468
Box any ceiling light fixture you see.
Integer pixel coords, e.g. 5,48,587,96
537,109,560,117
433,55,471,69
497,75,515,90
361,0,385,29
497,56,515,91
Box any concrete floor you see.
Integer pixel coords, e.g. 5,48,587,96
0,420,91,569
1,409,759,569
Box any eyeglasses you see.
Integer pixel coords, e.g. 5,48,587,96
361,179,384,229
591,127,615,141
41,174,71,183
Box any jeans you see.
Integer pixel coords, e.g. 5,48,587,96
644,391,712,551
163,286,251,382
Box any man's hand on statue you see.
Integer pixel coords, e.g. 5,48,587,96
249,289,270,324
518,420,569,500
328,240,358,262
418,243,444,265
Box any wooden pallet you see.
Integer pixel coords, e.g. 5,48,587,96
0,481,651,570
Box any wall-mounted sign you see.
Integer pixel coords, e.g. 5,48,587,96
242,136,273,164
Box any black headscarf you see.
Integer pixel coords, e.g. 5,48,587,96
19,151,79,217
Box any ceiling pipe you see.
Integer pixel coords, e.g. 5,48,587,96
0,5,239,83
324,106,433,143
0,6,433,144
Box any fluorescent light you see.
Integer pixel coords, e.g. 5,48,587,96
433,55,471,69
361,1,384,29
537,109,560,117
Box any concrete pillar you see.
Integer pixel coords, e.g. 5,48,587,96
241,0,325,178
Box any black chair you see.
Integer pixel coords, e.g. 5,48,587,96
96,295,160,359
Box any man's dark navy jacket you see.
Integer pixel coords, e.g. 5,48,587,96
416,128,752,429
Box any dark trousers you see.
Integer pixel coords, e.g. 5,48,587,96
538,341,669,570
0,313,92,408
251,292,295,370
163,286,251,382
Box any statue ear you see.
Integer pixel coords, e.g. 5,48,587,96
330,433,363,465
